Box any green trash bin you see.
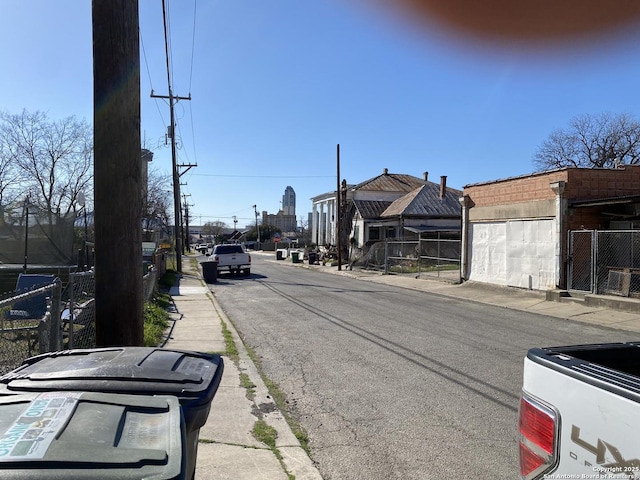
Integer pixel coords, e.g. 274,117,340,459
201,260,218,283
291,251,300,263
0,391,186,479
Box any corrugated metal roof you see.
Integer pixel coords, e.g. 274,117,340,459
353,172,426,193
381,183,462,217
353,200,393,219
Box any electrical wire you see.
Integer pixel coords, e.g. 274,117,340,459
187,0,199,166
189,0,197,93
190,173,335,178
140,28,167,128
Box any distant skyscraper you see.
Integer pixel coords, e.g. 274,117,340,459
282,186,296,216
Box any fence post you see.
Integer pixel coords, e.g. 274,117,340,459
592,230,599,294
418,238,422,277
68,273,76,350
384,239,389,275
49,279,62,352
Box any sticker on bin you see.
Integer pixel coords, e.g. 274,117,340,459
0,392,81,461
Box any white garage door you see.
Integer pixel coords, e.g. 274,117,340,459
469,219,556,290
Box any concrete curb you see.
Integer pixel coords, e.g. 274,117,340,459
171,256,323,480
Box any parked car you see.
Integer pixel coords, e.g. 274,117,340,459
210,244,251,275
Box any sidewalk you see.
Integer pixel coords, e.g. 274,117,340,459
166,253,640,479
166,257,324,480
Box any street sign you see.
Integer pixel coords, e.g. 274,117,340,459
274,233,281,243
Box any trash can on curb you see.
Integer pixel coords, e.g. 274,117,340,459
0,347,224,480
276,250,284,260
291,251,300,263
0,391,186,479
308,252,317,264
201,260,218,283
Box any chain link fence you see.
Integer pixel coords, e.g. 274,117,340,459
0,268,159,374
353,236,461,282
597,231,640,297
63,271,96,350
568,230,640,297
0,281,62,374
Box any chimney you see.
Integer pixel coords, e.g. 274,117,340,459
423,171,428,182
383,168,388,175
439,175,447,199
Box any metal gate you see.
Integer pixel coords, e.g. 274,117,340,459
567,230,595,293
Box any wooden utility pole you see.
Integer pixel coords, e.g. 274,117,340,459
183,193,191,252
92,0,143,346
151,90,190,272
337,144,342,271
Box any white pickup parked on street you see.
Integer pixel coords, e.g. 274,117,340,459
210,244,251,276
519,342,640,480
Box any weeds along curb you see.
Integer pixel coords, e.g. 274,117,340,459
205,291,312,478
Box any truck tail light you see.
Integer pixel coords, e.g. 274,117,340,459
248,254,251,263
519,392,558,480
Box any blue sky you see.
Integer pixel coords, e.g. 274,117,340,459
2,1,640,229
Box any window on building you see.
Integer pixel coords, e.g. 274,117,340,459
387,226,396,239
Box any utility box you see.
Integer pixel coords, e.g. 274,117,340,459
0,391,186,479
0,347,224,480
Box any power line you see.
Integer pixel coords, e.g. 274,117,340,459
140,29,166,127
190,173,334,178
189,0,197,93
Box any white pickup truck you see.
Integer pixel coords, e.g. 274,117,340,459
210,244,251,276
519,342,640,480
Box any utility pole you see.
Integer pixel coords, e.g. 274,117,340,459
182,193,192,252
150,89,190,272
151,0,192,273
253,205,260,249
92,0,143,346
22,196,29,273
337,144,342,271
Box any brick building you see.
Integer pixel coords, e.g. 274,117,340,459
460,165,640,291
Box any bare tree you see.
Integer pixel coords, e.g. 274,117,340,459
533,113,640,171
143,167,172,240
0,139,22,207
202,220,227,243
0,109,93,218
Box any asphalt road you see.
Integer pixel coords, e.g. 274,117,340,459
209,254,627,480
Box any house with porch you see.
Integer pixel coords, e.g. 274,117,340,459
375,177,462,242
312,168,462,252
311,168,427,247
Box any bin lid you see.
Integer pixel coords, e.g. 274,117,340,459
0,348,223,430
0,391,185,479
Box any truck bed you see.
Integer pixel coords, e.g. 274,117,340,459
521,343,640,479
527,343,640,403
